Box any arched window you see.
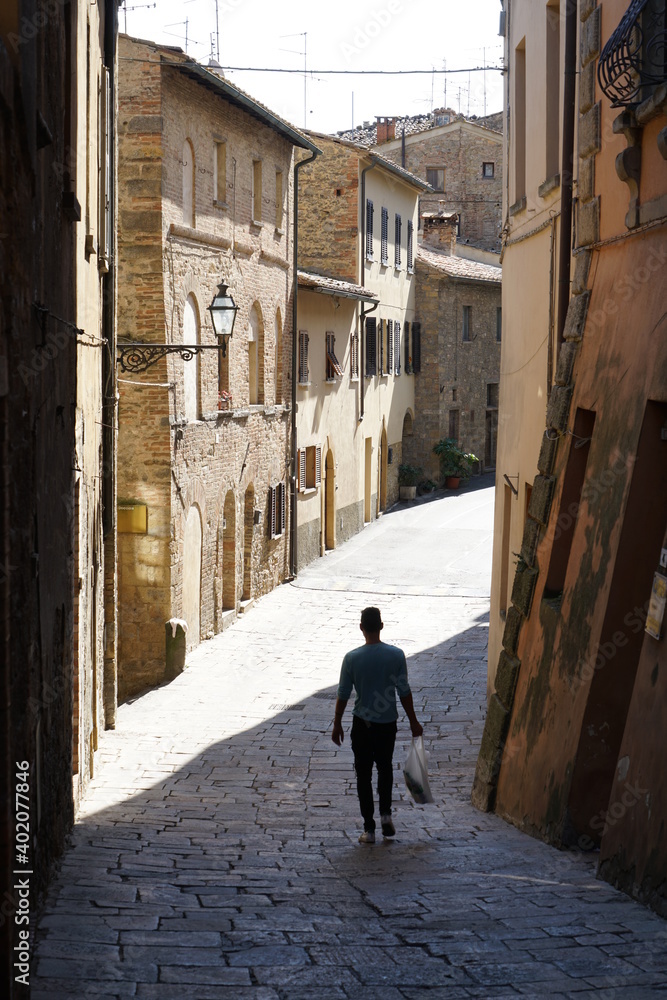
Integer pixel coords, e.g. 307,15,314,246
183,139,195,227
248,302,264,405
274,307,282,404
183,294,200,421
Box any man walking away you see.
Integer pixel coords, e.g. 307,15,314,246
332,606,423,843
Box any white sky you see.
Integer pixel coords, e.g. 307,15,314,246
121,0,504,135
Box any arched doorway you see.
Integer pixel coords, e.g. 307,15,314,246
243,485,254,601
222,490,236,610
325,449,335,550
379,426,388,512
182,505,202,651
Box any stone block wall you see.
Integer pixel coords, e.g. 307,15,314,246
381,124,503,251
404,261,501,478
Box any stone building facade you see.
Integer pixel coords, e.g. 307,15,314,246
0,1,118,991
117,36,317,698
376,118,503,252
474,0,667,918
403,212,502,481
295,133,428,569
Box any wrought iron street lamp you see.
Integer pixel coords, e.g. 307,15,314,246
116,280,239,373
208,281,238,357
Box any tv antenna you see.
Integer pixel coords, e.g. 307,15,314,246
121,1,156,34
280,31,308,128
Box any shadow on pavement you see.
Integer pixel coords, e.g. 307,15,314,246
31,620,667,999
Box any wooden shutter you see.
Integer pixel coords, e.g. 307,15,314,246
298,449,306,492
404,321,410,373
315,447,322,487
412,322,421,373
407,219,414,272
269,486,277,537
379,320,384,374
387,319,393,373
394,320,401,375
365,317,377,376
298,331,309,383
366,199,374,259
381,207,388,265
98,66,111,274
279,481,286,534
394,214,401,267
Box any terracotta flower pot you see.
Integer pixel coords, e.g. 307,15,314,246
399,485,417,500
445,476,461,489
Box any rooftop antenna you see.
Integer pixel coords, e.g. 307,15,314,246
483,47,487,116
351,91,354,130
215,0,220,62
122,1,156,34
280,31,308,128
165,19,189,53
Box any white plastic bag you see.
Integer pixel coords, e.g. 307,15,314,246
403,736,434,804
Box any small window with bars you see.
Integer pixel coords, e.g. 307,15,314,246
394,214,402,268
407,219,414,272
482,161,495,178
298,446,322,492
426,167,445,192
411,321,421,373
350,330,359,379
269,481,286,538
365,199,374,260
326,332,343,381
298,330,309,384
365,316,377,377
462,305,472,342
380,207,389,265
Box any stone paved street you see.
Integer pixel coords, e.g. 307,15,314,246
33,485,667,998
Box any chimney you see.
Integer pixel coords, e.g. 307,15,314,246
376,116,397,144
422,203,458,255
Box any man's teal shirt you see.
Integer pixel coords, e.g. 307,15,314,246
337,642,411,723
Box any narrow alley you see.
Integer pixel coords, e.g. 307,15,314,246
33,484,667,999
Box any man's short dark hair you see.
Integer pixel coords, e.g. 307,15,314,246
360,606,382,632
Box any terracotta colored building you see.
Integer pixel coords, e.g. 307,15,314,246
116,36,317,698
474,0,667,917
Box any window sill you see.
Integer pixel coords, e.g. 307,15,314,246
380,259,389,268
297,381,311,388
299,487,318,496
538,173,560,199
350,376,360,383
394,265,402,272
509,196,527,217
213,199,229,209
250,219,263,229
274,227,285,237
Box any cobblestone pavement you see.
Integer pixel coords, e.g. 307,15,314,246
33,488,667,998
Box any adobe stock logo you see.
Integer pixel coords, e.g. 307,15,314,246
340,1,404,63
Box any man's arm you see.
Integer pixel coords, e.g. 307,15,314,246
331,697,348,746
399,692,423,737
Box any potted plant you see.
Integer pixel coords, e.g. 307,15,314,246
398,463,422,501
218,390,233,411
433,438,478,489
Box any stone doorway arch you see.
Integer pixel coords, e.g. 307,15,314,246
222,490,236,610
182,504,202,652
325,449,335,551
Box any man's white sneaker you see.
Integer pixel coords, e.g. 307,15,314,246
358,830,375,844
381,814,395,837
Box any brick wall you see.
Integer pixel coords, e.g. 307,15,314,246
117,38,297,698
297,134,360,283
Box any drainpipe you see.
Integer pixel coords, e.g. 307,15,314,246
359,160,380,421
557,0,577,348
290,147,319,579
102,0,118,728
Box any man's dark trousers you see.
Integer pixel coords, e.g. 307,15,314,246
350,716,397,832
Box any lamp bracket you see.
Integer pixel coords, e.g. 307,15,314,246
117,342,226,374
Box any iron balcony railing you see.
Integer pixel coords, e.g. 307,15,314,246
598,0,667,107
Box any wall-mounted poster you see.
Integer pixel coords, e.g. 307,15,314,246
645,572,667,640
